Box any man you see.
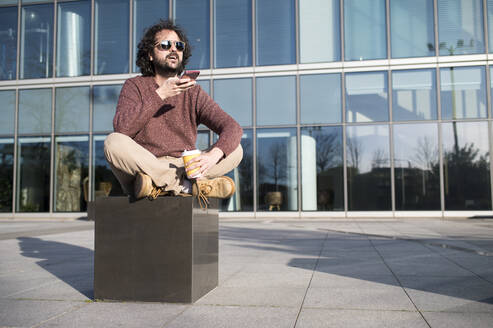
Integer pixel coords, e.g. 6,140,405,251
104,19,243,207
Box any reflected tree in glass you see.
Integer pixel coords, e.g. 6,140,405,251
0,139,14,212
19,88,52,135
93,135,124,198
301,126,343,211
54,136,89,212
17,138,51,212
0,6,18,80
442,122,491,210
346,125,391,211
393,123,440,210
55,86,90,133
257,128,298,211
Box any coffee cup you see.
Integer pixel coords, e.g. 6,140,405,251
182,149,202,178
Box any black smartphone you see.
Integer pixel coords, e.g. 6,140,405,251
180,70,200,80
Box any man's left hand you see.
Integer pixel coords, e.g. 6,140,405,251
186,147,224,178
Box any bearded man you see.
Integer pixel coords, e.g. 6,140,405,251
104,20,243,206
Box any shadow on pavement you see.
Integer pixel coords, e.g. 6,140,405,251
17,237,94,299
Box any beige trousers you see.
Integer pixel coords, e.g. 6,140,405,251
104,132,243,195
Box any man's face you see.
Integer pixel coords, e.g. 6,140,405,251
150,29,185,74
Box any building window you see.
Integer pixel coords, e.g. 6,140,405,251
390,0,435,58
256,76,296,126
174,0,210,69
442,121,491,210
440,66,487,119
346,71,389,123
255,0,296,66
94,0,129,75
93,135,124,200
299,0,340,63
301,126,343,211
257,128,298,211
214,0,252,68
20,2,54,79
19,88,52,134
214,78,252,126
438,0,485,55
93,84,122,133
219,130,254,212
56,0,91,77
0,90,15,135
55,86,90,133
344,0,386,61
392,69,437,121
0,139,14,212
488,0,493,52
347,125,391,211
133,0,169,73
393,123,440,210
0,4,18,80
54,136,89,212
300,73,342,124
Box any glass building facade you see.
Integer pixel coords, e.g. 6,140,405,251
0,0,492,217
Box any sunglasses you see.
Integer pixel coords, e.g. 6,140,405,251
155,40,186,52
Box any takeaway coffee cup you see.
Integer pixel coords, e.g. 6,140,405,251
182,149,202,178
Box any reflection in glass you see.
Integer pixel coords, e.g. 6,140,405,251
93,135,124,199
301,126,343,211
347,125,391,210
0,139,14,212
257,128,298,211
214,78,252,126
489,0,493,52
443,121,491,210
20,3,54,79
93,84,122,132
57,0,90,77
19,89,52,135
0,91,15,135
196,130,210,151
438,0,485,55
393,123,440,210
256,0,295,66
346,72,389,122
17,137,51,212
55,86,90,133
174,0,210,69
54,136,89,212
390,0,435,58
300,74,341,124
214,0,252,68
440,66,487,119
219,130,253,211
133,0,169,72
256,76,296,126
299,0,340,63
0,6,17,80
197,80,210,94
392,69,437,121
344,0,386,61
94,0,129,74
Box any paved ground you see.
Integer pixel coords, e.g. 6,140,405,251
1,217,493,327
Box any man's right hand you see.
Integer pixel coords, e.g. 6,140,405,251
156,77,196,100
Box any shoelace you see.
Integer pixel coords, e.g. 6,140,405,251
196,184,211,209
148,187,163,200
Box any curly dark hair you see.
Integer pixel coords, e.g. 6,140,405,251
136,19,192,76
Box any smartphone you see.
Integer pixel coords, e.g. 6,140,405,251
181,70,200,80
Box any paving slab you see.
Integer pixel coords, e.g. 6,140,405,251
421,311,493,328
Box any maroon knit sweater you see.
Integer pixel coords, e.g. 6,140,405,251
113,76,243,158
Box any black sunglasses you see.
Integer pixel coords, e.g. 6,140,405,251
155,40,186,52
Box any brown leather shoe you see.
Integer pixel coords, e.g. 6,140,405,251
192,176,235,208
134,172,164,200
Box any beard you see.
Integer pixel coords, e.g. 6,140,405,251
153,52,185,76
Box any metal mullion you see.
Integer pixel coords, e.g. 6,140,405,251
487,64,491,119
252,0,256,67
169,0,172,19
129,0,133,74
340,0,344,62
341,71,348,214
296,74,301,214
252,76,257,214
388,70,395,215
90,0,94,75
16,0,21,80
385,0,390,59
484,0,489,55
53,0,57,78
294,0,299,65
436,65,445,217
49,86,55,213
433,0,439,57
210,0,213,70
88,85,94,202
12,89,19,214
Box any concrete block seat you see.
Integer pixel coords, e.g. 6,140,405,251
94,196,219,303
